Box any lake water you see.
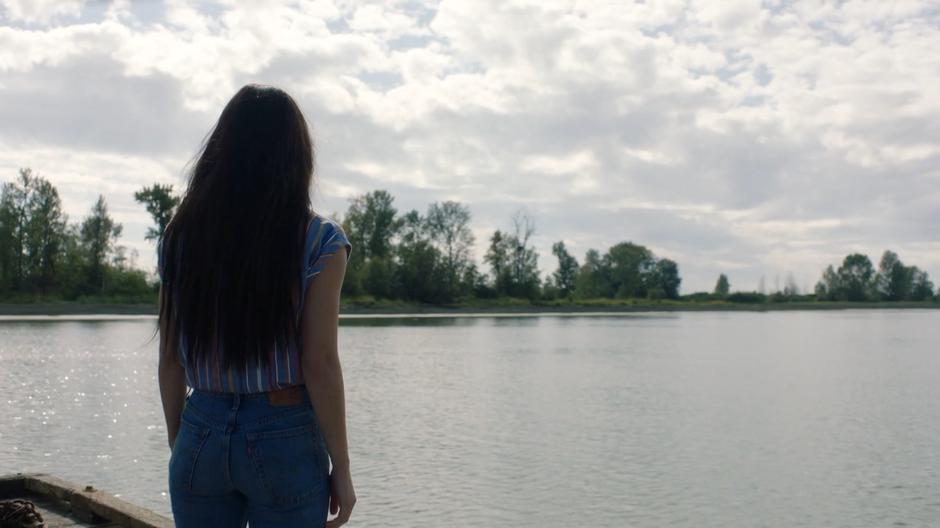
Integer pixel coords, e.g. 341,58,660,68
2,310,939,527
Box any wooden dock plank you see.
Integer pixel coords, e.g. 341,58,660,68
0,473,172,528
0,493,104,527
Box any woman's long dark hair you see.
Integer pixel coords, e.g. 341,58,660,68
158,84,314,372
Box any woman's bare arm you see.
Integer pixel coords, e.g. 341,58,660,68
300,247,356,527
157,284,187,451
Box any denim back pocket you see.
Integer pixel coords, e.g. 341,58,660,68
246,422,329,505
168,418,211,493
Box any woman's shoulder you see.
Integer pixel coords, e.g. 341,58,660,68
307,211,347,239
309,211,341,228
305,212,351,264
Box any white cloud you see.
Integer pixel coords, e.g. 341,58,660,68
348,3,427,39
1,0,84,24
521,151,596,175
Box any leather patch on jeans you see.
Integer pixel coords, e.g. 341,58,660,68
267,386,303,406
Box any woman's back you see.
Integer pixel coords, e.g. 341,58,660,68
158,212,351,394
157,84,357,528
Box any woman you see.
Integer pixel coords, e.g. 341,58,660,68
157,84,356,527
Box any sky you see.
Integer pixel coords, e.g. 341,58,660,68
0,0,938,293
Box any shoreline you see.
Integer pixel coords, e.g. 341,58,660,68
1,300,938,317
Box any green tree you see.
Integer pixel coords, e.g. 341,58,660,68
425,201,475,298
652,258,681,299
484,229,512,295
714,273,730,297
392,209,453,303
363,256,394,299
460,262,489,298
343,190,401,261
815,265,840,300
57,223,87,298
575,248,609,298
80,195,123,293
24,175,67,293
0,186,14,293
0,186,20,292
540,274,560,300
836,253,874,301
483,216,539,299
506,209,540,299
0,168,68,294
874,250,910,301
134,183,180,241
551,241,579,298
395,207,470,304
342,190,401,297
604,242,655,298
0,169,33,290
909,267,935,301
873,250,936,302
816,254,877,301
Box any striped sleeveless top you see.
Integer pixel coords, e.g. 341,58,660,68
158,213,352,393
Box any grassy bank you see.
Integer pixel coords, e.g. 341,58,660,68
338,297,940,314
1,296,939,316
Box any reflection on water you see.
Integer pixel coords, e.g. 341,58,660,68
2,311,940,527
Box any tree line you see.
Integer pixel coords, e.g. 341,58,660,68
1,168,937,305
0,170,682,304
333,190,681,303
814,251,935,302
704,252,937,303
0,168,155,302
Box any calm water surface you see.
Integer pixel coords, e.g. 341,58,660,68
2,311,939,527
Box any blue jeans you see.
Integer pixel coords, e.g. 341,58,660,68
169,386,331,527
